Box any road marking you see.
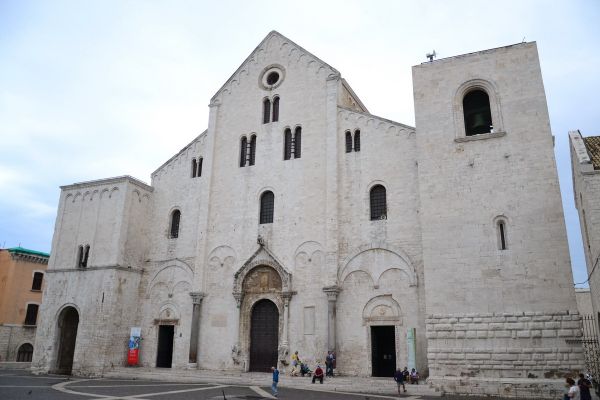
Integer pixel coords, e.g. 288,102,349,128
127,384,228,397
0,385,50,387
250,385,276,399
0,374,67,380
52,379,115,398
70,383,211,388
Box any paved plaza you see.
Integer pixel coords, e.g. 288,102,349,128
0,369,479,400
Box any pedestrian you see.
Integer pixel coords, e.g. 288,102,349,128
577,373,592,400
312,364,324,384
410,368,420,384
402,366,410,382
566,377,580,400
271,366,279,397
394,367,406,394
325,351,334,377
291,350,300,368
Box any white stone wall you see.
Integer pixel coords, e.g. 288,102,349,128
413,42,583,387
0,325,36,362
570,131,600,323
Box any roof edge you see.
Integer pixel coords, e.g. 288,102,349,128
152,130,207,177
61,175,153,192
337,106,415,131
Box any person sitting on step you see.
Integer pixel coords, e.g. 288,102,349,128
312,364,324,384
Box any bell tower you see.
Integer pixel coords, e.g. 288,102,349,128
413,43,583,396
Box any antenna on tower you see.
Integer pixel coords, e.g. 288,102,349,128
426,50,436,62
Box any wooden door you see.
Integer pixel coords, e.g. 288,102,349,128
249,300,279,372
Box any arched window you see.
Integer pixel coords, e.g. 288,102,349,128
31,272,43,291
294,127,301,159
17,343,33,362
370,185,387,220
463,90,492,136
284,128,292,160
272,97,280,122
345,131,352,153
354,129,361,152
249,135,256,166
263,98,271,124
259,191,274,224
240,137,247,167
197,157,203,177
76,245,83,268
82,245,90,268
170,210,181,238
191,159,197,178
24,304,38,326
497,220,507,250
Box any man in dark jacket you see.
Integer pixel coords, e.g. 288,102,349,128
312,365,324,384
394,367,406,394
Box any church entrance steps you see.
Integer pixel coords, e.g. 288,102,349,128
103,367,442,397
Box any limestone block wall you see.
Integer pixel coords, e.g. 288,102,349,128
570,131,600,322
0,325,36,361
426,311,583,378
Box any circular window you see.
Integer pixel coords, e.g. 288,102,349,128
259,65,285,89
266,71,280,85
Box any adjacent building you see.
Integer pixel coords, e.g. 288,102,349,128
32,32,584,397
0,247,48,363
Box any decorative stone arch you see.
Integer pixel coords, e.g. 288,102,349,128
453,78,505,139
233,258,292,297
338,243,417,287
155,302,181,325
145,259,194,299
362,294,403,325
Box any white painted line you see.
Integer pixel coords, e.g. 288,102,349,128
0,385,50,387
126,384,229,398
250,385,276,399
52,380,115,398
71,383,211,388
0,374,66,380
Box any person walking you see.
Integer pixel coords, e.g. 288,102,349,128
325,351,334,377
577,373,592,400
394,367,406,394
566,377,580,400
271,366,279,397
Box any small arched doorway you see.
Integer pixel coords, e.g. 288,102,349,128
16,343,33,362
249,299,279,372
56,306,79,374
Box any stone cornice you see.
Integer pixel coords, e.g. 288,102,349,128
47,265,144,274
61,175,153,192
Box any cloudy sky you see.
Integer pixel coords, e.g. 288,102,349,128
0,0,598,286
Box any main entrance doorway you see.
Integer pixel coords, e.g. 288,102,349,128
371,325,396,377
156,325,174,368
56,306,79,375
249,299,278,372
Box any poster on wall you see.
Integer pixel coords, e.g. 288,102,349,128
406,328,416,370
127,327,141,366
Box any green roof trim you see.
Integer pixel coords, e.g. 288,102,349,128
6,247,50,258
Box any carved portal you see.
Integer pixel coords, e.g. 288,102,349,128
242,266,282,294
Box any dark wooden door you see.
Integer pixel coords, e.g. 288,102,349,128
56,307,79,375
371,325,396,377
250,299,279,372
156,325,174,368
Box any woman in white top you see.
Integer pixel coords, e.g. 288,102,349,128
566,377,580,400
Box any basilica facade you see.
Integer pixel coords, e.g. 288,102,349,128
32,32,584,396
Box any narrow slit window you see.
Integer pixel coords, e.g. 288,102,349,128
272,97,279,122
284,129,292,160
197,157,203,177
32,272,43,291
463,89,493,136
240,137,247,167
170,210,181,238
263,98,271,124
354,129,361,152
294,127,301,158
259,191,274,224
498,221,507,250
249,135,256,166
370,185,387,220
24,304,38,325
76,245,83,268
191,159,197,178
345,131,352,153
82,245,90,268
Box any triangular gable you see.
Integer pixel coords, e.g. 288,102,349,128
210,30,339,105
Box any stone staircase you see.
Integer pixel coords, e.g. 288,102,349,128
103,367,442,397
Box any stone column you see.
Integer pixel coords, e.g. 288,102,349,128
323,286,341,351
281,292,292,346
188,292,205,365
231,292,242,365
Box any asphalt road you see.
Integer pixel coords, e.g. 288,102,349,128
0,369,517,400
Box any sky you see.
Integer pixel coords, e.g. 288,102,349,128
0,0,598,287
